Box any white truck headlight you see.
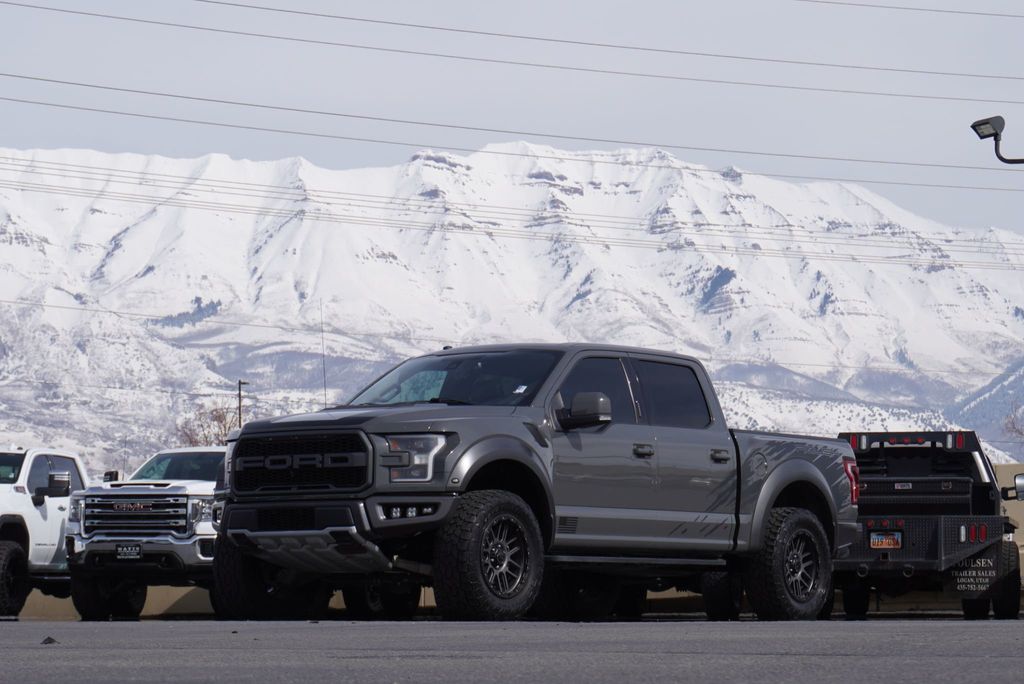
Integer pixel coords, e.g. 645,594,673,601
68,495,84,523
385,434,446,483
190,496,215,524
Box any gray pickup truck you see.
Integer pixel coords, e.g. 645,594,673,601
213,344,859,621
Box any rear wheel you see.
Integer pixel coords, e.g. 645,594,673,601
0,541,30,617
343,581,422,620
842,583,871,619
992,541,1020,620
962,597,990,620
744,507,832,621
701,571,743,621
433,490,544,620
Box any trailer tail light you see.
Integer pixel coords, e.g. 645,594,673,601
956,432,965,449
849,434,858,449
979,525,988,542
843,457,860,506
969,524,977,543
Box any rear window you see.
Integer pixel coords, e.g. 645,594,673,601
0,453,25,484
132,451,224,482
635,360,712,429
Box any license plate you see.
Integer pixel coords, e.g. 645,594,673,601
115,543,142,560
869,531,902,549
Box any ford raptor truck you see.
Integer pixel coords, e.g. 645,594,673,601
834,431,1021,620
212,344,859,621
1,446,89,617
65,447,225,620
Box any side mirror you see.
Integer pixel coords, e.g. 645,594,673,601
32,471,71,505
49,472,71,498
1002,473,1024,501
559,392,612,430
103,470,120,483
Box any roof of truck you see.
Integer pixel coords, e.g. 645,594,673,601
423,342,702,365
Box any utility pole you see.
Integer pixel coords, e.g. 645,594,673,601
237,379,249,428
320,299,328,409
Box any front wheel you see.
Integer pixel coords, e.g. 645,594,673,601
433,490,544,620
744,507,832,621
0,541,30,617
71,574,145,620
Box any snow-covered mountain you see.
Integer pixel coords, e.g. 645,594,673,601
0,143,1021,472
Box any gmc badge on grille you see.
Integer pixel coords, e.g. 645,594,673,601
235,453,352,471
113,502,153,512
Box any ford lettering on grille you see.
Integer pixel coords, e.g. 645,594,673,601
232,433,370,493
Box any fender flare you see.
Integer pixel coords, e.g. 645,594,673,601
0,514,30,551
448,435,555,537
746,459,837,551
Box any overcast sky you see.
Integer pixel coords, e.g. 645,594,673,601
2,0,1022,233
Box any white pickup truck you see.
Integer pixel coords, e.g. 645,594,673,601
1,446,90,617
65,447,225,620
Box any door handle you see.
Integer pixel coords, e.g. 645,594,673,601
710,449,731,464
57,505,67,512
632,444,655,458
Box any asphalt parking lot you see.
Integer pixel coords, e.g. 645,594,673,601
4,617,1022,684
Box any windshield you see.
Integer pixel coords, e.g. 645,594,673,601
349,350,564,407
131,451,224,482
0,453,25,484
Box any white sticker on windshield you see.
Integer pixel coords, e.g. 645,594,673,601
513,385,528,394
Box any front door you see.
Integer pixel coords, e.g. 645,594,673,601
24,454,66,568
549,354,659,552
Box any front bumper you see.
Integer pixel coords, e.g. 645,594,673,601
66,524,217,584
221,495,456,574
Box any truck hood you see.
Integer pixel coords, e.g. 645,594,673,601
241,404,520,435
76,480,215,496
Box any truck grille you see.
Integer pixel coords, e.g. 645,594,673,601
232,432,370,494
83,496,189,536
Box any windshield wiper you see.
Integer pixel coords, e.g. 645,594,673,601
428,397,473,405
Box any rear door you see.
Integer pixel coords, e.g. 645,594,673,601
548,353,659,551
630,355,737,552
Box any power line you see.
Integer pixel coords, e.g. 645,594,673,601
1,1,1021,106
4,94,1024,196
6,155,1024,251
2,175,1022,271
191,0,1024,82
4,71,1023,176
4,377,318,406
5,161,1024,258
793,0,1024,20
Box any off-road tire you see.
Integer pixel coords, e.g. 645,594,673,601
70,573,114,621
701,571,743,621
0,541,30,617
212,536,325,620
744,507,832,621
343,582,422,620
842,583,870,619
962,597,990,620
433,490,544,620
992,540,1020,620
110,582,147,619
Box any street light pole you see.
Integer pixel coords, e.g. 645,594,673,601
237,379,249,428
971,115,1024,164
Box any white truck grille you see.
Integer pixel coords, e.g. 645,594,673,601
82,495,189,536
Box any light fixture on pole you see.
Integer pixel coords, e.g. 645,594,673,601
970,115,1024,164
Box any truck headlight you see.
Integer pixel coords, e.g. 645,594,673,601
68,495,84,523
190,496,215,524
385,434,446,483
223,440,236,489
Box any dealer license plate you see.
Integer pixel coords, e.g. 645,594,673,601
115,543,142,560
869,531,902,550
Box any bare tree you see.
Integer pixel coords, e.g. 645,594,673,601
1006,401,1024,439
175,400,250,447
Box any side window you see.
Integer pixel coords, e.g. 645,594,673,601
635,360,712,429
51,456,84,493
556,357,637,425
27,455,50,492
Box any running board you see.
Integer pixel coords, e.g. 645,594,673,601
546,555,726,568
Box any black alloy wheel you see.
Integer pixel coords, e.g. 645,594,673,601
784,531,820,603
480,514,529,599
